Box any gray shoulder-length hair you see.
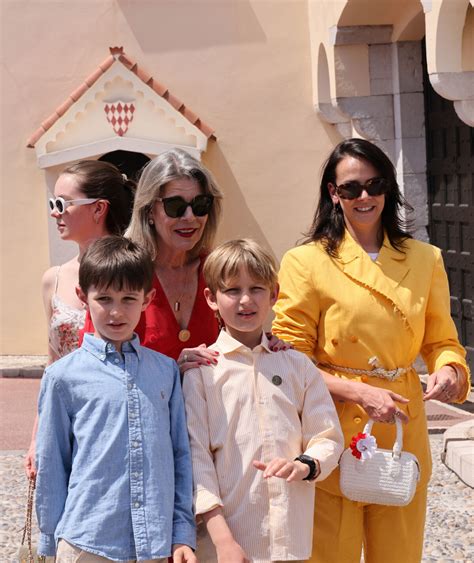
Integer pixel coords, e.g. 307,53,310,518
125,148,223,261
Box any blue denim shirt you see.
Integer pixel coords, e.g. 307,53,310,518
36,333,196,560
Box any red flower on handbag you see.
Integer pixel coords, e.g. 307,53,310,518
350,432,377,460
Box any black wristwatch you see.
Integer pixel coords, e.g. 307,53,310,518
294,454,320,481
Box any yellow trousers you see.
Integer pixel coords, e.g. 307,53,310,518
310,486,428,563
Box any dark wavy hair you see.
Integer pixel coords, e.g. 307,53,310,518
304,138,413,256
62,160,136,235
79,236,154,294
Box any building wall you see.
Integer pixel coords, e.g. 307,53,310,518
1,0,337,354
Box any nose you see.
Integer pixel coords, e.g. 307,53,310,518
357,188,370,200
50,206,60,219
182,204,195,220
240,292,251,304
110,304,122,317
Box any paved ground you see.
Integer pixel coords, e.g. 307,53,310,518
1,374,472,562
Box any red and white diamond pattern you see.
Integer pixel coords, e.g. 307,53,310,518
104,102,135,136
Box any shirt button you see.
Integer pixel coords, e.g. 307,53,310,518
114,358,120,363
129,412,136,419
350,335,358,343
133,472,140,478
134,502,140,508
331,338,339,346
127,383,134,390
354,416,362,424
132,441,139,448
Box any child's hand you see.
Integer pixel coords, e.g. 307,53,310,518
172,544,197,563
215,538,250,563
253,457,309,482
24,441,37,479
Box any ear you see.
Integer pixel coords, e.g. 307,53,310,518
142,288,156,311
204,287,219,312
269,283,279,306
328,183,339,206
93,200,109,222
76,286,89,309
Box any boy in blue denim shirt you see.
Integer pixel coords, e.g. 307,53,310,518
36,236,196,563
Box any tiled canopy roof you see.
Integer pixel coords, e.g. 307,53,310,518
26,46,215,148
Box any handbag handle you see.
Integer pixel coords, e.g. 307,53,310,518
20,477,46,563
363,417,403,460
20,477,36,563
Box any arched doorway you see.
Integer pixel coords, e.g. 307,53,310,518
98,150,150,182
423,41,474,373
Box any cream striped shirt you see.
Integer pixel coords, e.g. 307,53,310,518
182,330,343,562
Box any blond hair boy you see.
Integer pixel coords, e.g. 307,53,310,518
182,239,343,562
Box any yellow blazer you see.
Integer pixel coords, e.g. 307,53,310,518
273,231,470,496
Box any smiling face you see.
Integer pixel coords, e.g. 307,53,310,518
77,284,155,352
204,266,278,349
329,156,386,242
149,177,208,257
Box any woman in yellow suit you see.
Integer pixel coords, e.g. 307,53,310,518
273,138,470,563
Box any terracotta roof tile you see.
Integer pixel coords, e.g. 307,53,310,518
56,99,73,118
69,82,89,102
164,91,184,111
27,47,216,148
85,67,106,87
149,79,168,97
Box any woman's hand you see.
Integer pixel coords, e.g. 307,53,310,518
178,343,219,375
356,382,409,424
424,365,462,403
266,333,292,352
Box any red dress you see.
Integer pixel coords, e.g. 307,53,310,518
80,263,219,360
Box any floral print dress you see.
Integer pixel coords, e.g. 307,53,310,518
48,266,86,359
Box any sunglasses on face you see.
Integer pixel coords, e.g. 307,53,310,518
48,197,99,215
333,177,390,200
156,194,214,218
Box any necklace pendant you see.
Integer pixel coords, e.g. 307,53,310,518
174,301,180,312
178,329,191,342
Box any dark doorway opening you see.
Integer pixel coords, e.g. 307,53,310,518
422,41,474,377
99,150,150,182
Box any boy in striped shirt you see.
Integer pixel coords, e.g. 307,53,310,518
182,239,343,562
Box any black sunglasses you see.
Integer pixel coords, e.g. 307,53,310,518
156,194,214,218
334,177,390,200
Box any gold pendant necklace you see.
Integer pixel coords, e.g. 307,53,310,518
173,264,191,313
178,329,191,342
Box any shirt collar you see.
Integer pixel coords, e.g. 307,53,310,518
82,332,142,361
215,329,272,354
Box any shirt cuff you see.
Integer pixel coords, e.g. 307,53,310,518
172,522,197,551
305,443,343,482
38,533,56,556
195,488,223,516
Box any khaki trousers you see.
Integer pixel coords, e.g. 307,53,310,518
310,486,428,563
56,540,167,563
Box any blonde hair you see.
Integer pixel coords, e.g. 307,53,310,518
125,148,223,260
203,239,278,294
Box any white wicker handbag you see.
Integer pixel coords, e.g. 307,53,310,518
340,418,420,506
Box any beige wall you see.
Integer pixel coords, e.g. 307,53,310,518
1,0,335,354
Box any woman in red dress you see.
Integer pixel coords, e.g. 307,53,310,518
83,148,223,370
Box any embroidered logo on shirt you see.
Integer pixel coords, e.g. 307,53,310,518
272,375,282,386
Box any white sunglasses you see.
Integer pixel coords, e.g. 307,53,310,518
48,197,99,215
